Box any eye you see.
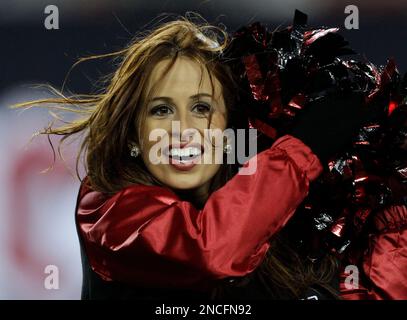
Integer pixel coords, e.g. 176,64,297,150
192,103,211,115
150,105,173,117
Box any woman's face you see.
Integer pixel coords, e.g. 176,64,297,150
139,56,228,195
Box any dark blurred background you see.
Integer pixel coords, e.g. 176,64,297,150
2,0,407,95
1,0,406,299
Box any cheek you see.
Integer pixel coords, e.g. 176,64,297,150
209,112,227,130
140,120,168,150
139,123,159,164
206,114,227,144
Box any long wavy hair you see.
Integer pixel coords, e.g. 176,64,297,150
12,13,338,299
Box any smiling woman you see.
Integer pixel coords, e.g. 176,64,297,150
139,56,228,198
10,13,368,300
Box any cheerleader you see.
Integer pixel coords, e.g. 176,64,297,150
13,15,366,300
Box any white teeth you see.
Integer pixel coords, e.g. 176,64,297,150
169,147,201,157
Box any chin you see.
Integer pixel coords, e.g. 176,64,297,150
148,164,220,192
165,175,205,190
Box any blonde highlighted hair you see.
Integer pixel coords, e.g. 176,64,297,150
12,13,242,195
11,12,339,299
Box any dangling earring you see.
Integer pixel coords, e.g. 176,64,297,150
223,143,232,154
129,143,141,158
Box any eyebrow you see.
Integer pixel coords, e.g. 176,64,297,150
149,93,213,102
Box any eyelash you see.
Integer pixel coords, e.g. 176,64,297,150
150,105,172,116
149,103,212,116
192,103,211,114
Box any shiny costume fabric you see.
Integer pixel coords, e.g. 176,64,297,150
76,135,322,294
340,205,407,299
76,134,407,299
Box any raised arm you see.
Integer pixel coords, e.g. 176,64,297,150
76,135,322,288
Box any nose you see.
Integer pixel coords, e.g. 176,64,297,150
180,127,197,143
171,123,196,143
172,112,197,142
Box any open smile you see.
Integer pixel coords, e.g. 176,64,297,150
163,143,204,171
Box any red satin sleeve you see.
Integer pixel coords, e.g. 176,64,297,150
76,135,323,289
341,205,407,300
